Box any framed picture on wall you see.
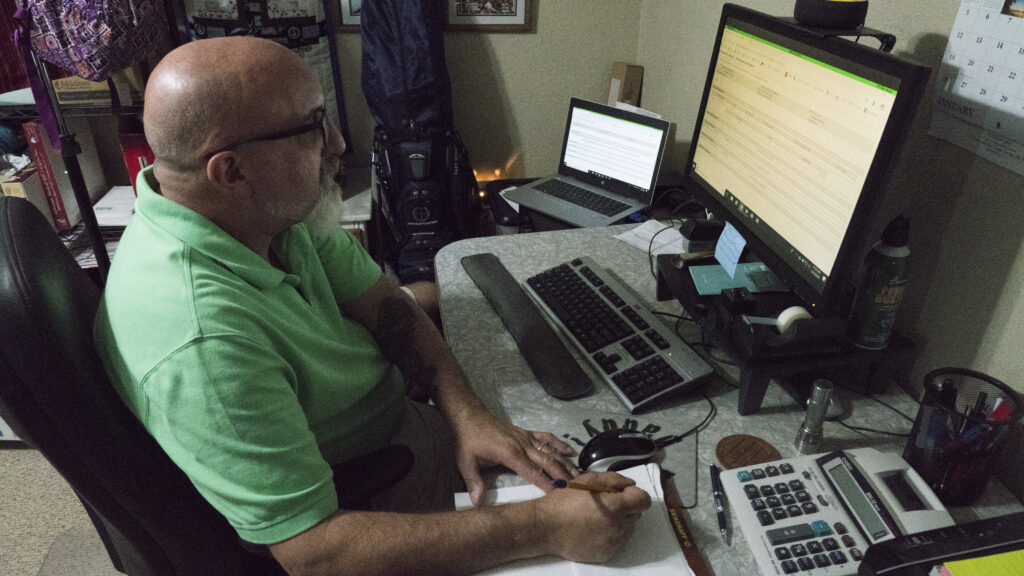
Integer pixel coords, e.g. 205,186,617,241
339,0,361,31
446,0,530,32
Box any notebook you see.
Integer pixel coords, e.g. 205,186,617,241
453,463,693,576
503,98,671,228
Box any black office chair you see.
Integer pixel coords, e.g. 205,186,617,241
0,197,411,575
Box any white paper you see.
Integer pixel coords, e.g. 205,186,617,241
454,464,693,576
0,415,21,441
0,88,34,106
613,102,662,119
499,186,521,213
91,186,136,227
607,78,622,107
614,220,686,256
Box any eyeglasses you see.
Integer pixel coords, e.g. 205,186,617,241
206,108,328,158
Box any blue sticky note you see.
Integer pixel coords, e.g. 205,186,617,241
715,222,746,278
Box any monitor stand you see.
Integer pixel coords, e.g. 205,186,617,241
655,254,914,414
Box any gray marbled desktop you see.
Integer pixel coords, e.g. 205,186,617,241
435,224,1022,575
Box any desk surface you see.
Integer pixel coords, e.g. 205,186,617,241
435,225,1022,576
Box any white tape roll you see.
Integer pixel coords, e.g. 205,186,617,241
776,306,811,333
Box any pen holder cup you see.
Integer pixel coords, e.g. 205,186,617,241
902,368,1021,506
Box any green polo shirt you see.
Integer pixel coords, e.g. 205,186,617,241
94,167,406,544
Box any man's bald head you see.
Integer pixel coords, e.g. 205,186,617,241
144,37,321,171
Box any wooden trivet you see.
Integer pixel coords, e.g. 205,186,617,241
715,434,781,470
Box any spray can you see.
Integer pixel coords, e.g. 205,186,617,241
846,215,910,349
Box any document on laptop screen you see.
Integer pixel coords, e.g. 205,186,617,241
563,107,665,190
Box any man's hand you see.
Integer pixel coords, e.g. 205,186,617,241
450,407,579,506
271,470,652,575
533,471,652,563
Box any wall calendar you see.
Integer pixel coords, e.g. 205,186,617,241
930,0,1024,176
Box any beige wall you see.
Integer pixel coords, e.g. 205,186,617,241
337,1,1023,397
337,0,643,179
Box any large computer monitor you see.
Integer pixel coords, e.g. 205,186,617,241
684,4,930,318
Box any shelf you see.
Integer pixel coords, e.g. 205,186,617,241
1,88,142,120
0,103,143,120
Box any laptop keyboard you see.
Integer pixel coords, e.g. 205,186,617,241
535,179,631,216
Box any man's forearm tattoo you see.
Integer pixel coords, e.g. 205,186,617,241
373,296,437,393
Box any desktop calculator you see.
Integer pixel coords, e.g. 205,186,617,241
719,448,954,576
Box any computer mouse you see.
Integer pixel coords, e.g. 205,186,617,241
577,429,659,472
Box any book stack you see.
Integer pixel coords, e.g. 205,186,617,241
2,176,133,269
61,186,135,269
18,118,108,232
1,163,50,226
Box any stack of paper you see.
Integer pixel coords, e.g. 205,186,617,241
92,186,136,228
614,221,687,256
454,464,693,576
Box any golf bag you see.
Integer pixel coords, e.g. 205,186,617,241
361,0,482,284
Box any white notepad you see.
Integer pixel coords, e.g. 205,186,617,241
453,464,693,576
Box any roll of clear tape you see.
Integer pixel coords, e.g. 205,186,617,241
741,305,812,334
776,306,811,333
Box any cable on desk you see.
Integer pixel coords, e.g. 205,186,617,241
654,311,737,375
691,331,737,367
658,390,717,509
652,311,690,352
651,187,685,208
646,219,683,280
650,310,695,324
836,382,917,422
827,383,916,437
835,421,910,437
666,196,705,219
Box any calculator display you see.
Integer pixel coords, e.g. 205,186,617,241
826,461,889,541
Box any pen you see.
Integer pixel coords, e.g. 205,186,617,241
551,478,624,493
710,464,728,543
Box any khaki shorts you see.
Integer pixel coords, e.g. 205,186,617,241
365,399,464,513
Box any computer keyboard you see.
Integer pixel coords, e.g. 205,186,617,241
535,179,630,216
522,256,713,412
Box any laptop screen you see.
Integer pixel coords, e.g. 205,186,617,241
558,98,671,204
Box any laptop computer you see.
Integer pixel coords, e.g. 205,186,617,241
504,98,671,228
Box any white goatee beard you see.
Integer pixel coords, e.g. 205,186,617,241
303,155,346,242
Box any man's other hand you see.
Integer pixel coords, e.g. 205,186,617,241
451,408,578,506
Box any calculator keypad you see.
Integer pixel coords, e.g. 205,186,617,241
731,461,867,574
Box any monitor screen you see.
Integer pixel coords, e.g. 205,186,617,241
564,106,666,192
558,98,671,204
684,5,929,316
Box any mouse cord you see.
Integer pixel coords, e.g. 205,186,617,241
661,391,717,508
822,383,913,438
835,382,917,422
647,219,684,280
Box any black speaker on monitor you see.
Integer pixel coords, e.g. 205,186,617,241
794,0,869,29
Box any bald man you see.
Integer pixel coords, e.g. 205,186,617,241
93,37,650,575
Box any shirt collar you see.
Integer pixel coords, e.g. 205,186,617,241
134,166,300,289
